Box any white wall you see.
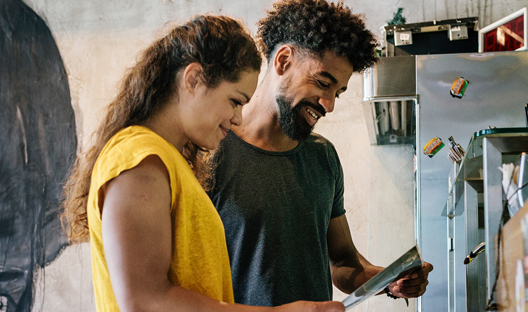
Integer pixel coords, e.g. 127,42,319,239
22,0,528,311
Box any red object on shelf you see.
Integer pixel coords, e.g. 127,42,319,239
483,15,525,52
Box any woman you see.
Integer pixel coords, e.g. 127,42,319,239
62,15,344,312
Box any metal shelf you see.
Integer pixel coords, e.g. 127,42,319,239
444,130,528,311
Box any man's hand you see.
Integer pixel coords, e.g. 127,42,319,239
388,262,433,298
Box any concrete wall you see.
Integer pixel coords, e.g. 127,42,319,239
21,0,528,311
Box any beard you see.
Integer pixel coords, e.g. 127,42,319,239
276,96,315,141
276,78,325,141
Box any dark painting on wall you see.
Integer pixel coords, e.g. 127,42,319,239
0,0,77,311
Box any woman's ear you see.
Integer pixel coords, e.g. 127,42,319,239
273,45,293,76
182,62,203,95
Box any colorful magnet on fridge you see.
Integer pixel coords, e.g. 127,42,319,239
447,136,465,164
450,77,469,98
423,137,444,158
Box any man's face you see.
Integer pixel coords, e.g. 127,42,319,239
275,50,353,141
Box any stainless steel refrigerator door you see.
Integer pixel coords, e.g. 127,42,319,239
416,51,528,312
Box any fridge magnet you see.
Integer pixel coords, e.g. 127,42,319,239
450,77,469,98
447,136,465,164
423,137,444,158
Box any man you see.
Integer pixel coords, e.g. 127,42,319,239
209,0,433,307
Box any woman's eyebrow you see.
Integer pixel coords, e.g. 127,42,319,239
237,91,250,102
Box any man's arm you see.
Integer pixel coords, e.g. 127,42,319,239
327,214,383,294
327,215,433,298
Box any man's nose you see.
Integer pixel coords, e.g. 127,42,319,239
318,94,335,114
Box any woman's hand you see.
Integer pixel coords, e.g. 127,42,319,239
275,300,345,312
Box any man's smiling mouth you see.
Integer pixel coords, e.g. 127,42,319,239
305,107,319,120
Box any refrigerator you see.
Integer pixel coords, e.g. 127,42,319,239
363,50,528,312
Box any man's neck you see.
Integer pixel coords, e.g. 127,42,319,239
232,76,299,152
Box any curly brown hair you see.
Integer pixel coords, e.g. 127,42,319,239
61,15,261,243
257,0,378,72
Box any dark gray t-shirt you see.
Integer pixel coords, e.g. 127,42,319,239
209,131,346,306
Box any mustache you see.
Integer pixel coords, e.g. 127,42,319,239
299,100,326,117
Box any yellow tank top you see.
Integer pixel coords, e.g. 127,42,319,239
87,126,234,311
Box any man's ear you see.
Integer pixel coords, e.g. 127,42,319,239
273,45,294,76
182,62,203,95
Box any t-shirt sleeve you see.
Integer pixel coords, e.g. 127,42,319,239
91,129,179,217
330,145,346,219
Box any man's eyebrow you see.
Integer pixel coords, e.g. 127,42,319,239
318,71,338,84
318,71,347,91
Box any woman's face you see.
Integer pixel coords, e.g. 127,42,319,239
182,69,259,150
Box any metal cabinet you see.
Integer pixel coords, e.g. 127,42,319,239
444,130,528,311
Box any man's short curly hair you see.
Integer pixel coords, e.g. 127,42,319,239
257,0,378,73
